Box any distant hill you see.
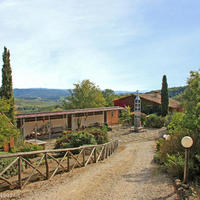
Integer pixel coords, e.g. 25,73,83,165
13,88,138,100
146,86,187,98
13,88,70,100
114,91,136,95
13,87,186,101
168,86,187,98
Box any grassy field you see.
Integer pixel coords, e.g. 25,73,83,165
15,98,62,114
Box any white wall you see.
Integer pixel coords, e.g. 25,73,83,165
70,114,104,130
22,113,105,137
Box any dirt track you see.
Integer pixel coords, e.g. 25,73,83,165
4,128,179,200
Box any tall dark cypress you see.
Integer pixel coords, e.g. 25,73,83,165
1,47,15,124
161,75,169,116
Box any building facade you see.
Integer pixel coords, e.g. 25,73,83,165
113,92,183,114
16,107,123,139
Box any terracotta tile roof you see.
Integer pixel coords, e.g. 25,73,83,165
113,93,181,109
139,93,181,108
16,106,123,119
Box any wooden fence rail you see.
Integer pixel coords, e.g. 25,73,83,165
0,140,118,190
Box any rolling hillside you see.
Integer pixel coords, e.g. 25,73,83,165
14,88,70,100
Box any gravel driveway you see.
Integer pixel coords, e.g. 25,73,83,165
5,128,179,200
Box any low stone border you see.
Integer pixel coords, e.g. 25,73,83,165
174,179,195,200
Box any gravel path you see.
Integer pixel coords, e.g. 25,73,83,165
5,128,179,200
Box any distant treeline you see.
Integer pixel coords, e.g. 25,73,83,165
13,88,70,100
13,88,134,100
147,86,187,99
168,86,187,98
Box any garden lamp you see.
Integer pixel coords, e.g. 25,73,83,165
181,136,193,184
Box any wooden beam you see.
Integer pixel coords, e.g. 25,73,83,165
47,154,66,171
69,150,83,170
94,147,97,163
85,147,96,166
21,155,46,188
67,153,70,171
96,146,104,163
50,151,68,180
45,153,49,179
0,176,13,186
82,148,85,167
18,156,22,189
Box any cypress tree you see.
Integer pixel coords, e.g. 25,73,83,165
1,47,15,124
161,75,169,116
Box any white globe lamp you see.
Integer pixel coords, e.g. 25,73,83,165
181,136,193,184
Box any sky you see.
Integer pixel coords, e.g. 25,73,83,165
0,0,200,91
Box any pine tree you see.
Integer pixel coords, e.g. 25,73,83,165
161,75,169,116
1,47,15,124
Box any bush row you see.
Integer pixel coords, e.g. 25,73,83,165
144,114,165,128
55,126,109,150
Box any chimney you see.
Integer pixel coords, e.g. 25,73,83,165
154,91,159,97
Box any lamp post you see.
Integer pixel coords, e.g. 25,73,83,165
181,136,193,184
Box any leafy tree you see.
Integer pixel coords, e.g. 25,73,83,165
63,80,106,109
102,89,117,107
119,106,132,126
161,75,169,116
0,99,10,114
182,70,200,132
1,47,15,124
0,113,19,147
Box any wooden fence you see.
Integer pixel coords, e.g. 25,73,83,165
0,140,118,190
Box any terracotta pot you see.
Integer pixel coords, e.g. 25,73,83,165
3,142,9,152
10,138,14,148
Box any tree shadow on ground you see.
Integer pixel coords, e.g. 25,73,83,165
151,192,178,200
122,167,178,199
122,167,171,185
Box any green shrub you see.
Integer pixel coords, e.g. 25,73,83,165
0,113,20,148
55,131,97,150
164,153,185,178
85,127,108,144
167,112,185,134
120,106,132,126
11,143,43,153
11,143,43,158
0,157,19,178
155,131,186,164
144,114,165,128
141,113,147,126
156,138,165,152
69,131,97,148
103,124,112,131
154,152,163,165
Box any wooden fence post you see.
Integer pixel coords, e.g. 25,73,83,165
18,156,22,189
45,153,49,179
67,153,70,171
101,146,105,160
82,148,85,167
94,147,97,163
105,145,108,159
